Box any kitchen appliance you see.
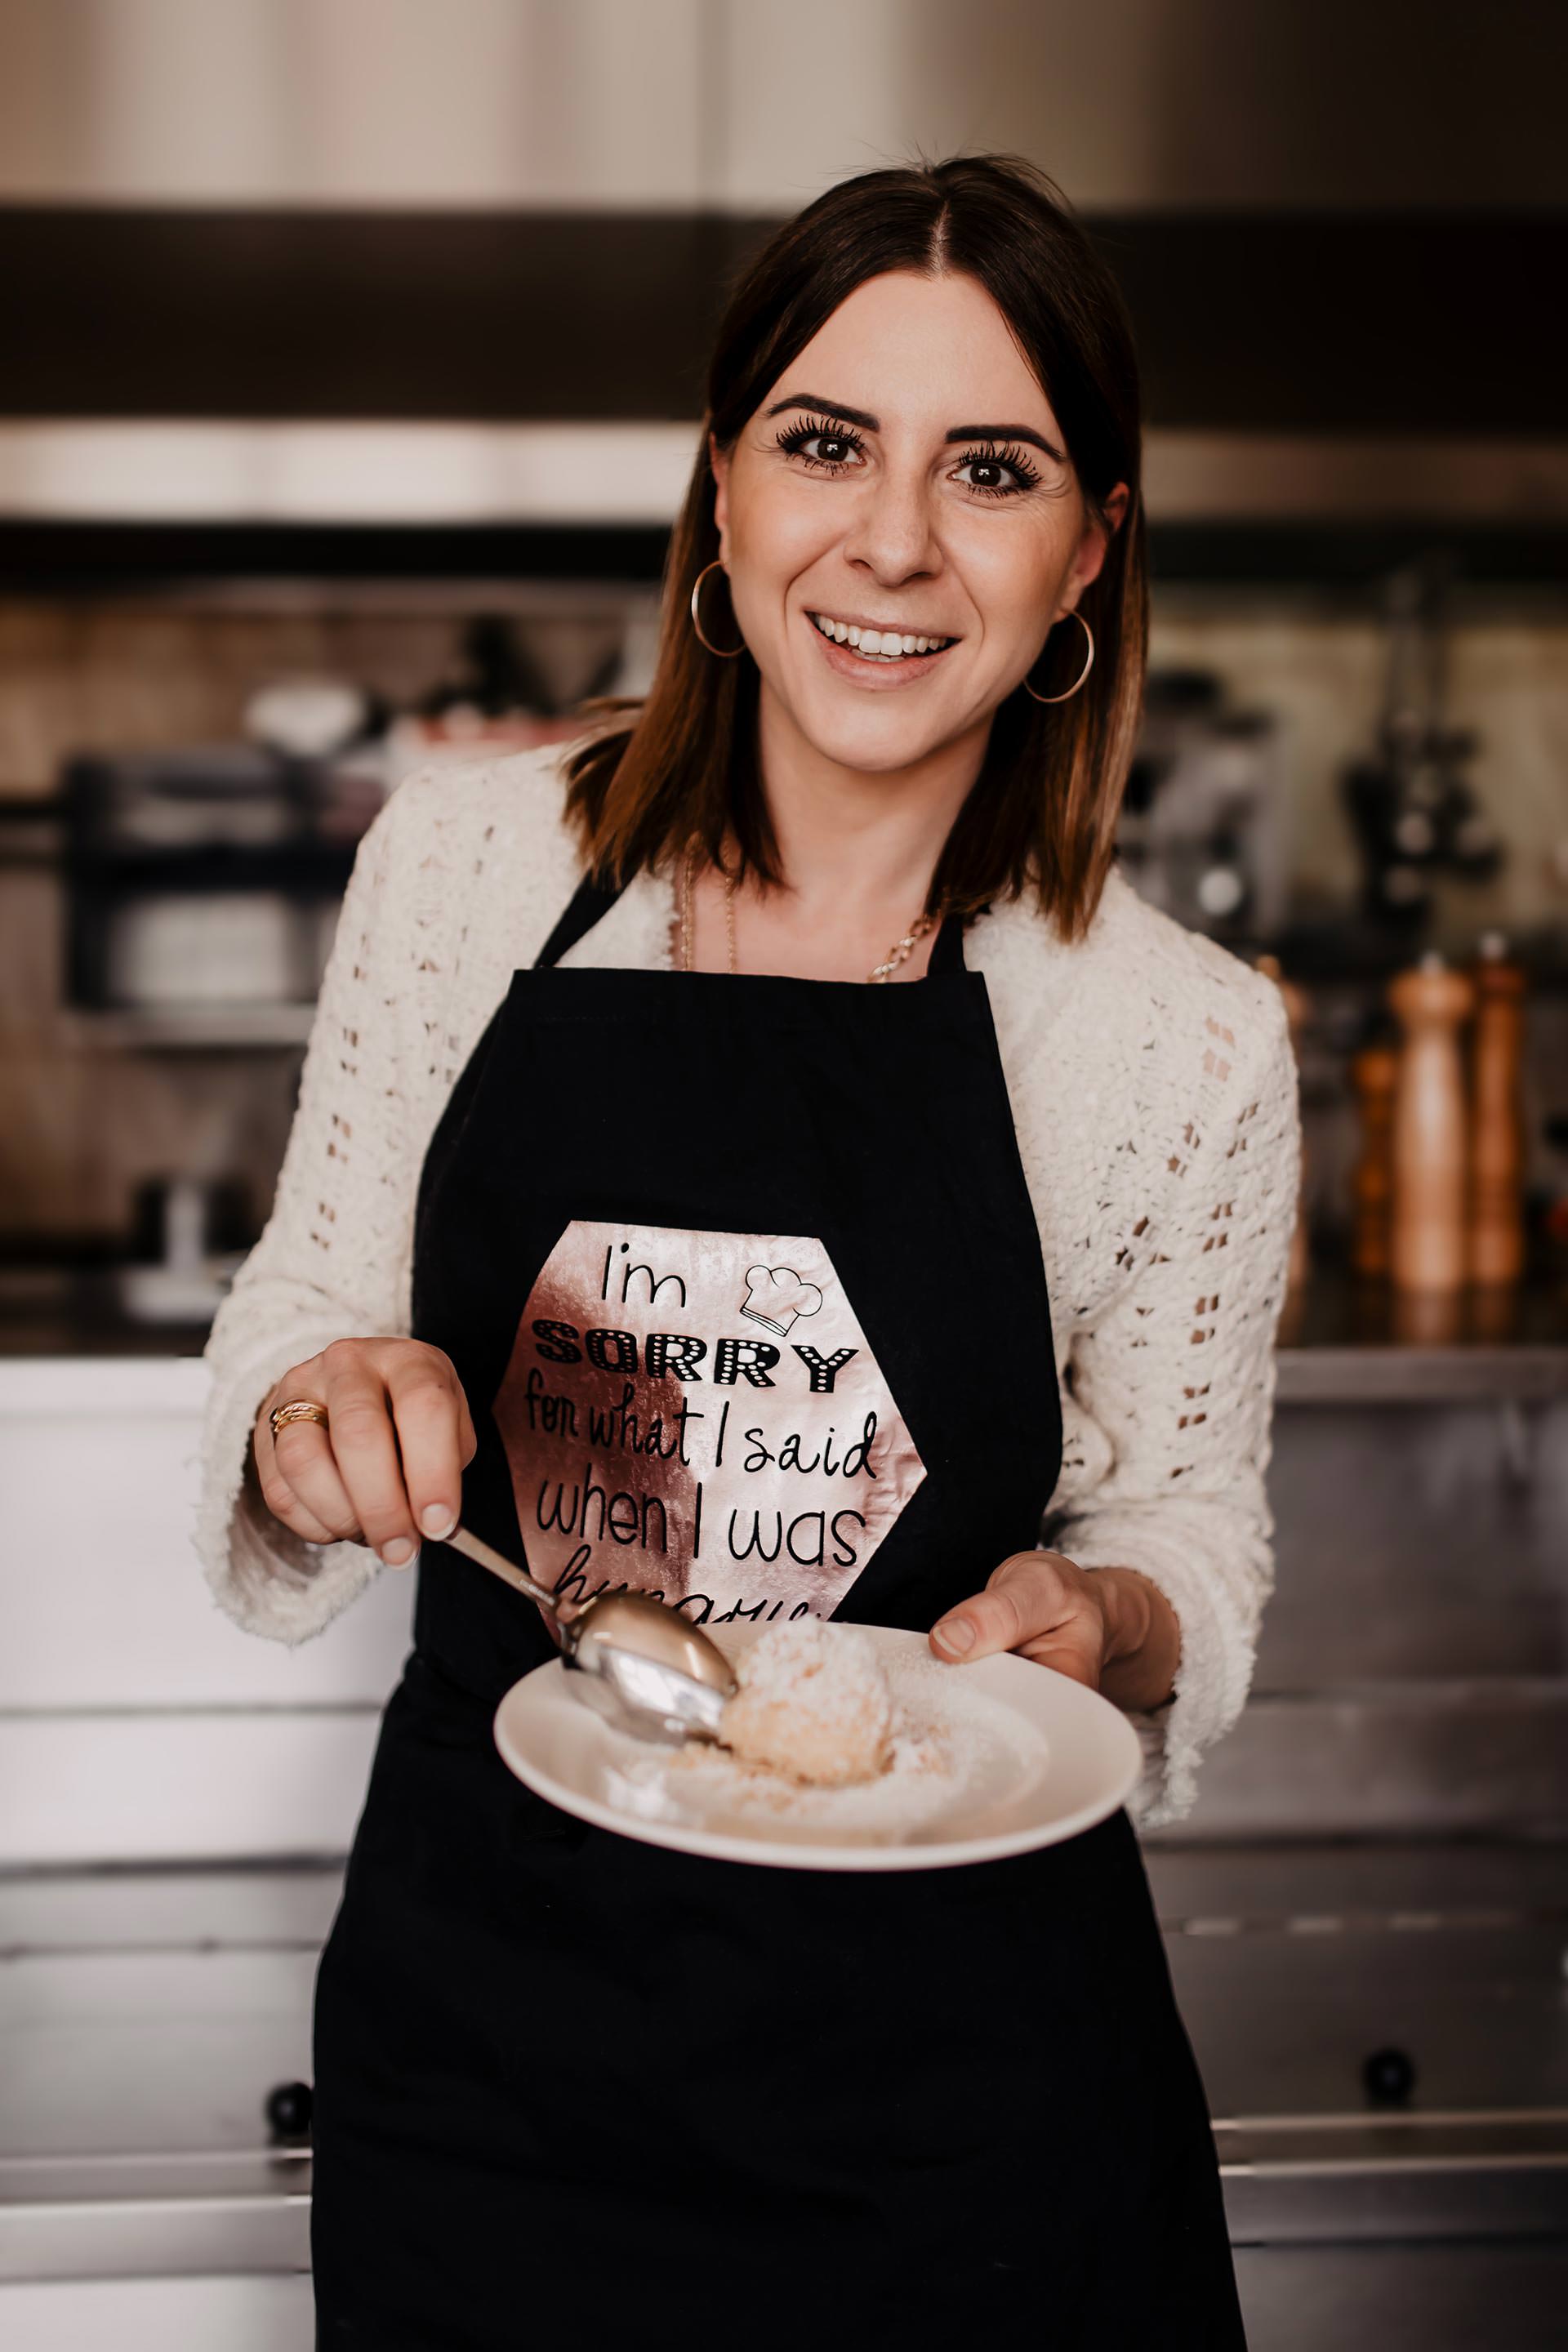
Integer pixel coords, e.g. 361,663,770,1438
118,1174,254,1325
63,743,385,1015
1117,670,1290,942
385,614,624,782
1340,554,1503,933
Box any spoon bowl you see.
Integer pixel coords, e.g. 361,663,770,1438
566,1588,733,1743
447,1526,737,1745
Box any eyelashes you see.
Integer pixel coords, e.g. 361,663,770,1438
772,414,871,475
954,441,1045,497
771,414,1043,500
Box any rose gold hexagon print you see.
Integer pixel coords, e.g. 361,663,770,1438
491,1219,926,1627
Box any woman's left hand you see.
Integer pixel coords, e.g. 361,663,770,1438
929,1551,1181,1711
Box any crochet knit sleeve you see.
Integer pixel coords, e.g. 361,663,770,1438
194,782,427,1645
1049,978,1301,1831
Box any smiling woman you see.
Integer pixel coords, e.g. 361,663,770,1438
564,154,1145,970
200,153,1290,2350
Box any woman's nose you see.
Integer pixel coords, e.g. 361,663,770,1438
841,466,942,584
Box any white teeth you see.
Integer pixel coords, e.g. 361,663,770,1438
809,611,951,658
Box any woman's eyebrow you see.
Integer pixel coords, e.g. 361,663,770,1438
947,421,1067,464
764,394,880,431
763,394,1065,466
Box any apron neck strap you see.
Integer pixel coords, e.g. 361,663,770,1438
534,871,629,969
927,906,969,976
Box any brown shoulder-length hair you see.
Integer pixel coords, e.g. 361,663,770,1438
564,152,1147,941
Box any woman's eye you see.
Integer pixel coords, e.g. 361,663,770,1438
775,419,866,474
951,447,1041,500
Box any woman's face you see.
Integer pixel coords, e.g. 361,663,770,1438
710,269,1129,777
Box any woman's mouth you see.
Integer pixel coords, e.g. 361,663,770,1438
804,608,958,683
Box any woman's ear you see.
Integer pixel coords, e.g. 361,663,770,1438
1064,479,1130,606
709,430,729,557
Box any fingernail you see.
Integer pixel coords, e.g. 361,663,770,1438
381,1539,418,1570
934,1615,974,1657
421,1505,458,1539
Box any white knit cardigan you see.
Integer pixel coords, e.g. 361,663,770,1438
197,740,1301,1830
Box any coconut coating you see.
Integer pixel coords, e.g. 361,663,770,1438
719,1617,894,1787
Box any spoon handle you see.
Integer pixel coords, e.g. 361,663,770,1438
447,1525,561,1620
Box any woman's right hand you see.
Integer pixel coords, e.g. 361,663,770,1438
252,1339,477,1566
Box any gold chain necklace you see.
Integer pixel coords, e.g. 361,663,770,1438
678,843,939,983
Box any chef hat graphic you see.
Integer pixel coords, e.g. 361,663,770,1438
740,1264,823,1338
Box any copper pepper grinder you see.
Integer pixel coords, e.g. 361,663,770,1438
1350,1042,1400,1280
1467,932,1527,1288
1388,953,1475,1293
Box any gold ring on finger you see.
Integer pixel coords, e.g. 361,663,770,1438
270,1397,331,1437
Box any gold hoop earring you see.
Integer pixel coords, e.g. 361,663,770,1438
689,559,745,658
1023,608,1094,703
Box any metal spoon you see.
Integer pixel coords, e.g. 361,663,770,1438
447,1524,737,1745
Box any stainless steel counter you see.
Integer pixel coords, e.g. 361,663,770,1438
2,1848,1564,2345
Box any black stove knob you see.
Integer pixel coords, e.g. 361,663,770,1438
265,2079,314,2141
1362,2046,1416,2104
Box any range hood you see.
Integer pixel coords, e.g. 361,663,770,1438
0,418,1565,532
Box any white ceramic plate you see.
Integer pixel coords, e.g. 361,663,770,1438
492,1621,1143,1872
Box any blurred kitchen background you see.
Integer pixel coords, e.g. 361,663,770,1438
2,3,1566,2346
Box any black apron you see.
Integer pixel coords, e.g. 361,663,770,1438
310,875,1245,2350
